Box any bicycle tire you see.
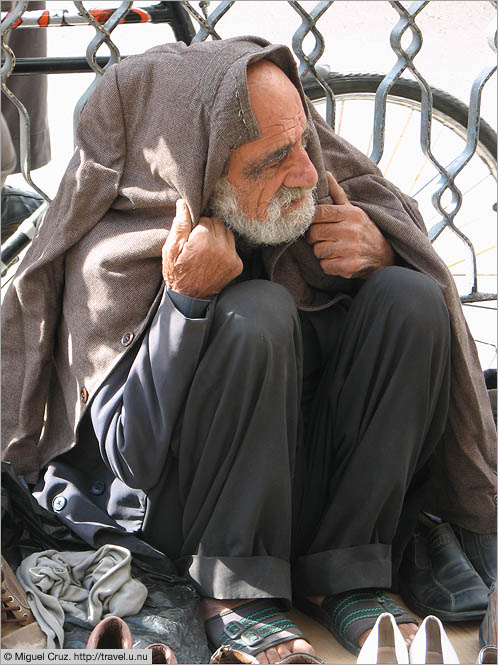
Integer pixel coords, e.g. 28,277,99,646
301,71,497,309
302,72,497,162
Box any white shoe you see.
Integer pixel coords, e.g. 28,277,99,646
357,612,409,664
409,615,459,664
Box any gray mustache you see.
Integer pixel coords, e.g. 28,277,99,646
273,185,317,208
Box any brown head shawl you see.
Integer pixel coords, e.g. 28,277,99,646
1,37,495,530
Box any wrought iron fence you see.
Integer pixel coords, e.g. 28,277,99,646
1,0,497,312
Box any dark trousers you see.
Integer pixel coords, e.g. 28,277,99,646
143,266,451,603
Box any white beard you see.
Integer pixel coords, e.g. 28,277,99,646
208,177,316,247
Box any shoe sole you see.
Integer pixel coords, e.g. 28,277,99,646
399,581,486,622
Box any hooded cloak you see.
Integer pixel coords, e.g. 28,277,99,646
1,37,495,531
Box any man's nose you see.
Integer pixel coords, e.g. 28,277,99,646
283,146,318,190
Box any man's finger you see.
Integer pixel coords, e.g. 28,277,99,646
197,215,228,239
326,171,349,205
312,240,340,260
307,222,342,244
225,226,237,250
319,256,360,279
170,199,193,241
312,203,349,224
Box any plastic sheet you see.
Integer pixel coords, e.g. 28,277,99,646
1,462,210,662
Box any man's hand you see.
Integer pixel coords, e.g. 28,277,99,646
306,171,395,279
162,199,243,299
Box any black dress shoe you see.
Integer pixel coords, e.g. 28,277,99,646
480,584,497,647
452,525,497,588
399,522,489,621
1,185,43,242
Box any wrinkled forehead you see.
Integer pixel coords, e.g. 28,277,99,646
242,54,309,146
206,41,309,151
226,56,309,178
246,60,308,134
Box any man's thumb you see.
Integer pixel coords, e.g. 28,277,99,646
170,199,193,240
327,171,349,205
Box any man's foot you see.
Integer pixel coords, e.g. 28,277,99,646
295,590,418,656
201,598,317,664
307,595,418,649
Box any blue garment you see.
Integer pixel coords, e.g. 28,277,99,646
33,286,214,558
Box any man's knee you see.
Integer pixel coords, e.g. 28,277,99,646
213,279,299,346
366,266,449,334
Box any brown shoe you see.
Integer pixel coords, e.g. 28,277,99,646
146,643,178,663
1,555,46,649
478,646,497,664
86,616,133,649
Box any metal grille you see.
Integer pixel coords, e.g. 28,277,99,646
1,0,497,306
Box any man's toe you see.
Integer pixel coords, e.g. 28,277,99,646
398,623,418,647
276,643,292,660
293,639,316,655
264,646,279,663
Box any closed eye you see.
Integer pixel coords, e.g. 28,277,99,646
244,121,312,179
245,147,291,178
266,149,290,168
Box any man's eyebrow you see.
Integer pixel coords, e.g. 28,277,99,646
244,121,312,179
244,146,291,179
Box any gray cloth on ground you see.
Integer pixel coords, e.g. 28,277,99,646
16,544,148,649
1,36,495,532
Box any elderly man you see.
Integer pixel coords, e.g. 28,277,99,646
2,38,496,662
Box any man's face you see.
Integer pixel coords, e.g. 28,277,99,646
209,61,318,246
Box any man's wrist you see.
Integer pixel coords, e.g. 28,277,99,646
167,287,212,319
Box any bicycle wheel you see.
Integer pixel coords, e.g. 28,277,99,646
303,73,497,160
303,72,497,368
302,73,497,295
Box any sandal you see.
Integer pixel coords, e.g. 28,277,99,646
295,590,418,656
205,599,322,664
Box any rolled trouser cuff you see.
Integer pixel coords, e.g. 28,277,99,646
178,555,292,603
292,543,392,596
